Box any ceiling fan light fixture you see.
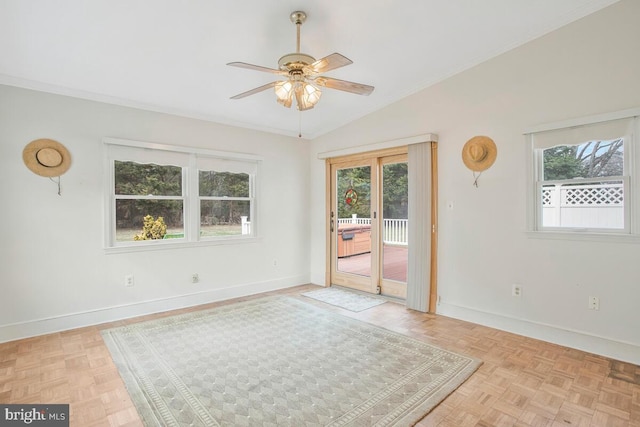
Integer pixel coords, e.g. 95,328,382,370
275,81,294,108
299,82,321,110
275,80,321,110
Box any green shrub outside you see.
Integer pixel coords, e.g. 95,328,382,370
133,215,167,240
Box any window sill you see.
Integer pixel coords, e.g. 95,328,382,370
525,230,640,244
104,236,261,254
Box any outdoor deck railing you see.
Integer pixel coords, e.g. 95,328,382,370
337,215,408,245
337,216,372,226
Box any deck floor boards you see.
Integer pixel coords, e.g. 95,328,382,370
338,244,407,282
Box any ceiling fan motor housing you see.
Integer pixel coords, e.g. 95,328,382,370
278,53,316,72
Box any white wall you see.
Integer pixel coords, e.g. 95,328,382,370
0,85,310,341
309,0,640,364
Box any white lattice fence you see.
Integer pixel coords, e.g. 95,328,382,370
542,183,624,228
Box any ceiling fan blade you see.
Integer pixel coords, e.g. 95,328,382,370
308,53,353,74
230,81,277,99
312,76,374,96
227,62,287,75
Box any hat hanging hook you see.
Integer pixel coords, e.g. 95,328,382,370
49,177,62,196
472,171,482,188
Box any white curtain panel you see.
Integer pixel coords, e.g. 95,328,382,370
407,142,432,312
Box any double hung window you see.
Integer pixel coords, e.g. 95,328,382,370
105,138,258,250
527,113,638,236
197,158,254,238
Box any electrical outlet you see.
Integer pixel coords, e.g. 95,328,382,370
125,274,134,287
588,296,599,310
512,284,522,297
192,273,199,284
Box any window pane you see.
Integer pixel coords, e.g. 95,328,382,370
543,138,623,180
382,163,408,221
336,165,371,277
337,166,371,220
115,161,182,196
200,200,251,237
199,171,249,197
541,180,624,229
115,199,184,241
382,162,408,283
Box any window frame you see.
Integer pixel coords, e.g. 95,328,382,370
197,169,254,241
525,108,640,242
104,137,261,253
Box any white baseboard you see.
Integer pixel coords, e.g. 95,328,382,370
309,274,326,287
0,275,308,343
437,302,640,365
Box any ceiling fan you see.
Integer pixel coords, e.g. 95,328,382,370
227,11,374,111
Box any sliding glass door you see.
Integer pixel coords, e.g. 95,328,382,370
329,151,408,298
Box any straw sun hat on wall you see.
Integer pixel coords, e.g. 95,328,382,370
461,135,497,187
23,138,72,177
462,136,497,172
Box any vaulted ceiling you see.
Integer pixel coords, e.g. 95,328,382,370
0,1,619,139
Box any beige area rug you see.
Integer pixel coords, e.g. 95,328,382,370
302,286,386,312
102,296,481,426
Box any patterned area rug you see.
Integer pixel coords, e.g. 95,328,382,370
102,297,481,426
302,286,386,312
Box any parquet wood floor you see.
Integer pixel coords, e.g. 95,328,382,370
0,284,638,426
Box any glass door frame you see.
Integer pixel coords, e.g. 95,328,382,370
326,146,408,297
329,157,379,294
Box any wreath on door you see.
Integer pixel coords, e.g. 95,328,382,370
344,188,358,207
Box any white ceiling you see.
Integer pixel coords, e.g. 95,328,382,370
0,0,619,140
